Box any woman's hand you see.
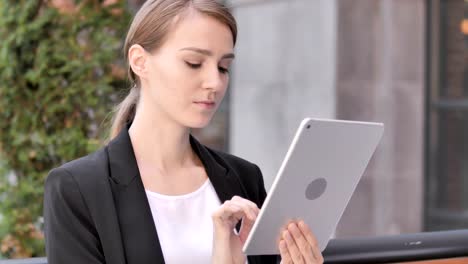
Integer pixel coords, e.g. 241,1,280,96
211,196,259,264
279,220,324,264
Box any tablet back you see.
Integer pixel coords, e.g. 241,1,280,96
243,118,384,255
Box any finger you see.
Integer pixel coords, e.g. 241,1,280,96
288,222,315,263
213,199,259,236
279,220,295,239
298,221,324,263
212,201,244,224
222,202,246,222
283,230,304,264
228,200,259,242
279,239,292,264
232,196,260,212
297,221,318,247
231,196,260,218
229,199,258,221
238,218,256,242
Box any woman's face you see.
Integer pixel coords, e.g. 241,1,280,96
137,10,234,129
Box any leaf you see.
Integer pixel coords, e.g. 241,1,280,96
0,0,131,257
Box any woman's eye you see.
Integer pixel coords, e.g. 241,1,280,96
185,61,229,74
218,67,229,74
185,62,201,69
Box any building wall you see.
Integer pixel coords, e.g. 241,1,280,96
229,0,337,189
335,0,425,237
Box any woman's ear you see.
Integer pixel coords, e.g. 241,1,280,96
128,44,148,80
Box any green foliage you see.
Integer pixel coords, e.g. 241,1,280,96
0,0,131,258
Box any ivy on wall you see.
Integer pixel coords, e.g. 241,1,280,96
0,0,131,258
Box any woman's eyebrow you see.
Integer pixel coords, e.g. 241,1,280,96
179,47,235,59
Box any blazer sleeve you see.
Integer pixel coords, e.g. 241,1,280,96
253,164,268,208
251,164,280,264
43,167,105,264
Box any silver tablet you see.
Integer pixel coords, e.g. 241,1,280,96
243,118,384,255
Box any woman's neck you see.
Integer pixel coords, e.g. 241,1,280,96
128,108,195,174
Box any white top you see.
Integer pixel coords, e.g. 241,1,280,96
145,179,222,264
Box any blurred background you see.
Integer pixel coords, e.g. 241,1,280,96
0,0,466,260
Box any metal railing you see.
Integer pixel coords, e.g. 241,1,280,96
322,229,468,263
1,229,467,264
0,259,46,264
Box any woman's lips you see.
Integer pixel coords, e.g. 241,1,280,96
194,101,216,109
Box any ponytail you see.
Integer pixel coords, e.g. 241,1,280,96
109,86,140,139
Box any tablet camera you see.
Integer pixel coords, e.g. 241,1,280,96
305,178,327,200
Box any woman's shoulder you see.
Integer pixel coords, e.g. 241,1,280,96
45,146,110,193
207,147,261,174
60,146,108,174
204,147,266,190
43,146,117,245
206,148,268,205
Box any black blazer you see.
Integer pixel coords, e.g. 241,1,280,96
43,125,279,264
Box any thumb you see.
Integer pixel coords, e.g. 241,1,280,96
238,215,256,244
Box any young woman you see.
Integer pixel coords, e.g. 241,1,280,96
43,1,324,263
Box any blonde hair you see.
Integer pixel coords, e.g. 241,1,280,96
109,0,237,139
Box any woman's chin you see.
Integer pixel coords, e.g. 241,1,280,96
185,116,213,129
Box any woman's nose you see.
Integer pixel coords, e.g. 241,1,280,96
202,66,225,92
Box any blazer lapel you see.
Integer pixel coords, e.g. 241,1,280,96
190,135,248,204
107,126,165,264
